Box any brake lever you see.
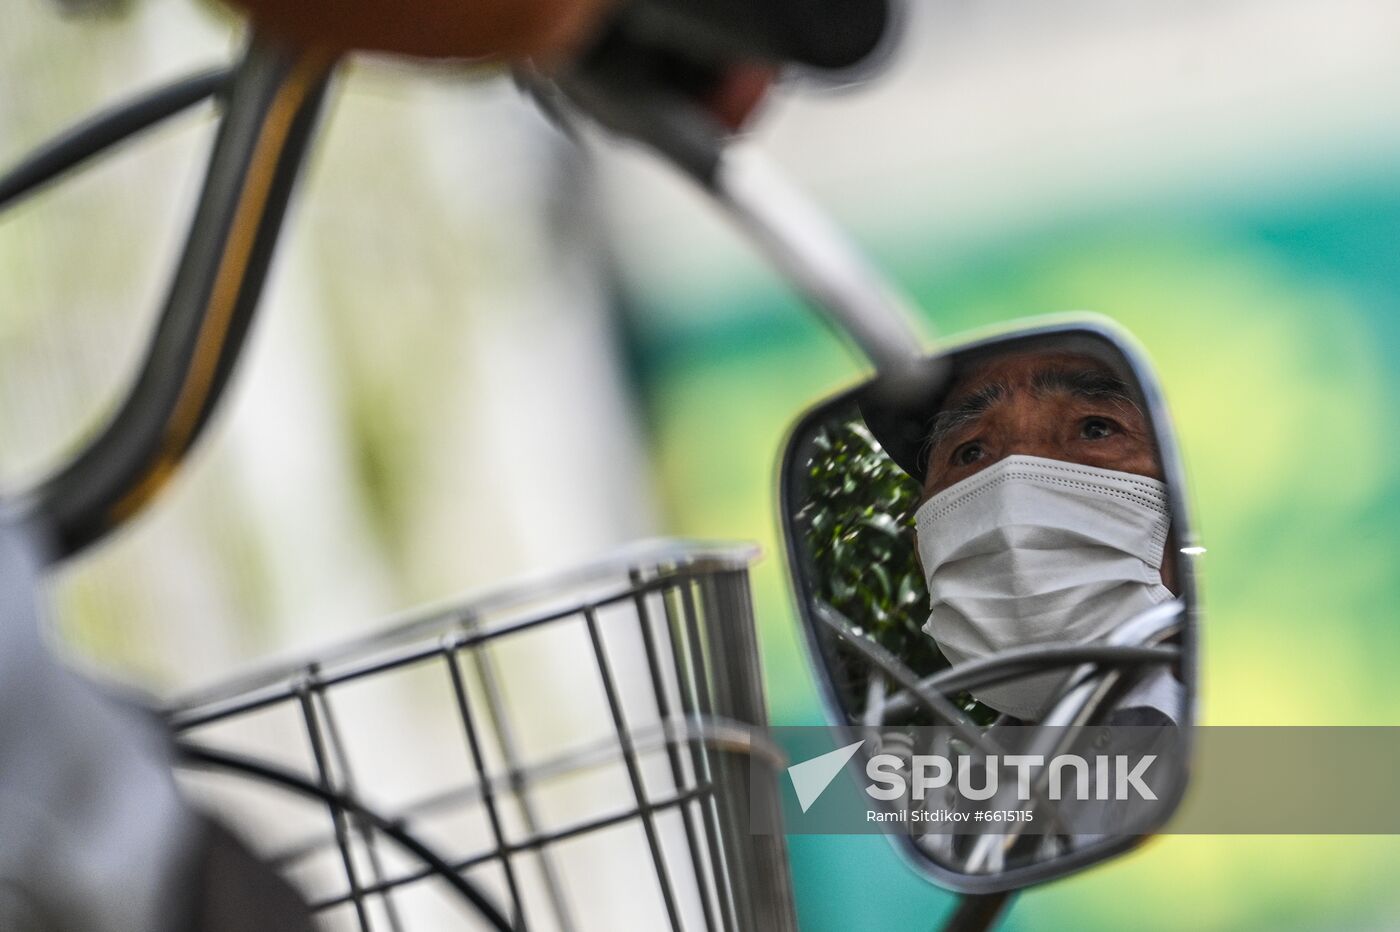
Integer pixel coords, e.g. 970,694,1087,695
522,46,930,380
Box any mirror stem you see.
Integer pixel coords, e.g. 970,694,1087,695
527,66,928,376
942,891,1016,932
705,145,928,376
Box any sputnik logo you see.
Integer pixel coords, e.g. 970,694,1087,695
787,740,865,813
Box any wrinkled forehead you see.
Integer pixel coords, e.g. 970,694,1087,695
941,350,1120,409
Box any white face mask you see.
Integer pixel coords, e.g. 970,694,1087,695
914,454,1174,721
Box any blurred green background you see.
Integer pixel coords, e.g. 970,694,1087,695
637,196,1400,929
610,5,1400,926
7,0,1400,929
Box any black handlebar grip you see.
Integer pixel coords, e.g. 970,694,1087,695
625,0,895,71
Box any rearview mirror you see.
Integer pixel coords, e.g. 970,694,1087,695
779,317,1199,893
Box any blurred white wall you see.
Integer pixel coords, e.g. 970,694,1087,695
3,4,672,927
599,0,1400,320
0,0,657,693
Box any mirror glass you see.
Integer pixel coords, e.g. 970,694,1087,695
781,321,1196,890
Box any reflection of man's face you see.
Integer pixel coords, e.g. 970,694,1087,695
919,351,1162,501
907,348,1180,716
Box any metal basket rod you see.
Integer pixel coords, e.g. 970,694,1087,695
169,546,757,719
263,716,784,873
459,631,575,932
672,580,743,931
444,645,527,927
309,783,717,912
170,572,705,731
297,680,372,928
314,680,408,932
582,604,686,930
631,570,721,932
692,570,797,932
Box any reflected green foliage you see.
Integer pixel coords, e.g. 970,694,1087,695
793,414,995,723
795,418,932,663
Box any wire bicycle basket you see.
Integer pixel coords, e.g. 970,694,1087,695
166,541,796,932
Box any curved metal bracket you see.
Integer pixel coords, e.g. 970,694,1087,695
525,65,928,377
10,38,335,561
0,67,233,213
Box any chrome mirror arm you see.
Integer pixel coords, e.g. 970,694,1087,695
523,69,928,378
704,144,927,375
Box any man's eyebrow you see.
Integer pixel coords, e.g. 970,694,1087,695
1030,367,1136,406
920,381,1006,465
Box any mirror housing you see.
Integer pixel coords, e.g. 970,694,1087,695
779,315,1199,893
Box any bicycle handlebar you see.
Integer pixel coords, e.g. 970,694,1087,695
5,8,918,562
0,9,922,932
535,44,930,376
0,68,233,213
5,38,334,562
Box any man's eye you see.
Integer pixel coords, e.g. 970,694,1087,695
952,441,986,466
1081,416,1119,440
